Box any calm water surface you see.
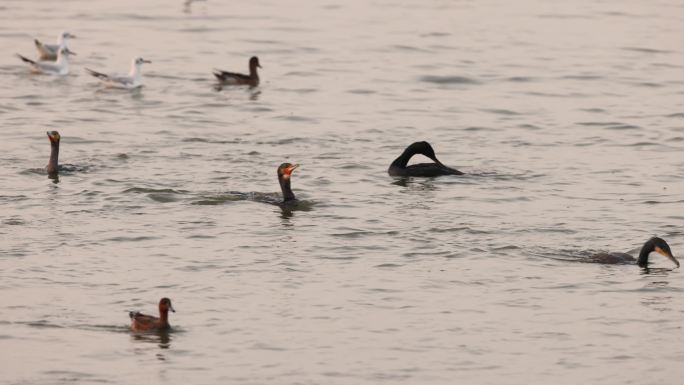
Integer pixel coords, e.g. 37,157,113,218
1,0,684,384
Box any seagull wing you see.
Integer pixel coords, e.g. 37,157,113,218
16,54,36,65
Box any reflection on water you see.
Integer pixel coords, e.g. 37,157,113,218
131,330,172,350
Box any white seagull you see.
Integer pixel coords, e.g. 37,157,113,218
85,57,151,89
16,47,75,75
35,31,76,61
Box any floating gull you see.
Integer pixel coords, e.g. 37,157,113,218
85,57,151,89
16,47,75,75
35,31,76,61
213,56,261,87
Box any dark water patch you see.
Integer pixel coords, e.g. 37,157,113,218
562,75,603,81
375,263,403,268
20,320,65,329
420,75,479,85
274,115,317,123
392,44,432,53
420,32,451,38
2,217,27,225
580,108,607,113
182,137,241,144
106,236,160,242
644,199,684,205
0,194,29,204
622,47,672,54
604,124,640,130
628,141,658,147
518,123,542,130
178,27,222,33
506,76,537,83
463,126,498,132
347,89,376,95
577,121,630,128
123,187,189,194
632,82,663,88
318,255,358,260
666,112,684,118
538,13,591,19
481,108,519,116
273,87,318,94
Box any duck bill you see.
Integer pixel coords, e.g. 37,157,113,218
657,247,679,268
169,304,176,313
143,60,152,64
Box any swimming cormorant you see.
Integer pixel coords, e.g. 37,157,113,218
388,141,463,177
592,237,678,268
46,131,60,176
278,163,299,202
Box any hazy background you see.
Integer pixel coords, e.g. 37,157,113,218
1,0,684,384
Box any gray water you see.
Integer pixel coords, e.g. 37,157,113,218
1,0,684,384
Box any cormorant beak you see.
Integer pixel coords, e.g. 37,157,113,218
285,164,299,175
656,247,679,268
47,131,59,142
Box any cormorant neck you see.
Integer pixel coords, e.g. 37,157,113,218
390,148,416,169
637,240,655,267
279,175,296,202
47,141,59,174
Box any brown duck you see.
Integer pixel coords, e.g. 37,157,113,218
129,298,176,331
213,56,261,87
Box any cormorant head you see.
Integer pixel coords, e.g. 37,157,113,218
650,237,679,268
250,56,262,69
159,298,175,313
277,163,299,179
47,130,61,143
406,141,438,162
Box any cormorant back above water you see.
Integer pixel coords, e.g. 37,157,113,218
277,163,299,202
388,141,463,177
46,131,60,176
592,237,678,268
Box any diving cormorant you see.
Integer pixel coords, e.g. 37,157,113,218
388,141,463,177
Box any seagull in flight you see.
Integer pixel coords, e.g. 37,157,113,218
16,47,75,75
85,57,151,89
